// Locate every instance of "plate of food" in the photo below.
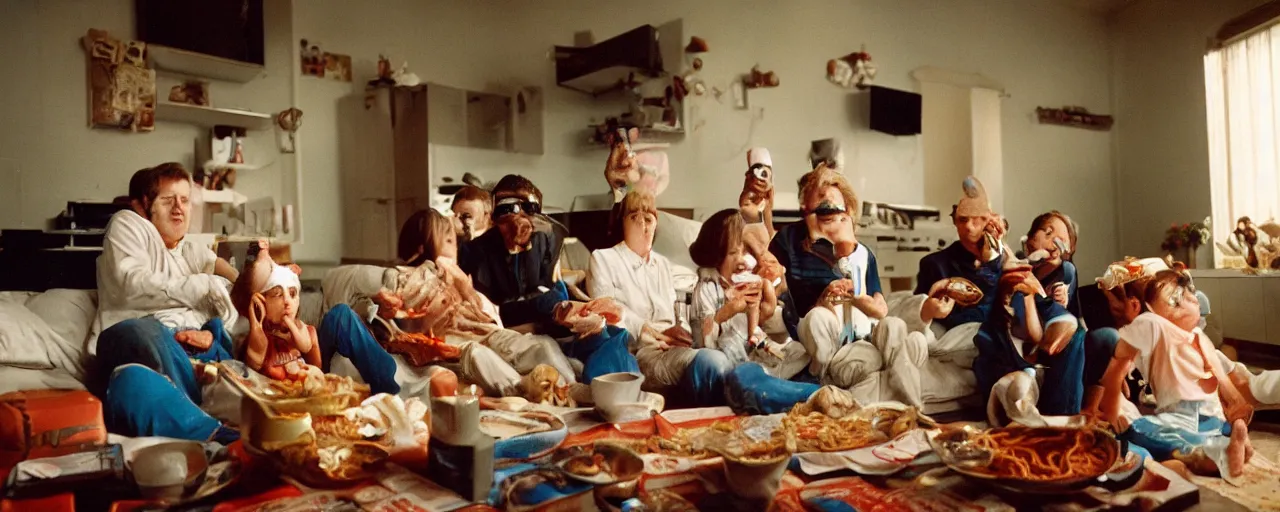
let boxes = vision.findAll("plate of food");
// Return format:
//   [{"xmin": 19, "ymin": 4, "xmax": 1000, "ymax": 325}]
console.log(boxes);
[
  {"xmin": 479, "ymin": 410, "xmax": 568, "ymax": 461},
  {"xmin": 216, "ymin": 360, "xmax": 369, "ymax": 416},
  {"xmin": 553, "ymin": 442, "xmax": 644, "ymax": 485},
  {"xmin": 929, "ymin": 425, "xmax": 1120, "ymax": 492},
  {"xmin": 784, "ymin": 401, "xmax": 936, "ymax": 453},
  {"xmin": 272, "ymin": 440, "xmax": 391, "ymax": 489}
]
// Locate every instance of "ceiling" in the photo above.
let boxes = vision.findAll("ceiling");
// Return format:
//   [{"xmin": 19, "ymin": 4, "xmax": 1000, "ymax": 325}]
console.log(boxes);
[{"xmin": 1060, "ymin": 0, "xmax": 1139, "ymax": 16}]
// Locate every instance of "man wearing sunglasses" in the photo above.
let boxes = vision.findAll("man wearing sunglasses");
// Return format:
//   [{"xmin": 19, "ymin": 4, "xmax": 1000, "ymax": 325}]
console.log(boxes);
[
  {"xmin": 460, "ymin": 175, "xmax": 639, "ymax": 383},
  {"xmin": 767, "ymin": 165, "xmax": 933, "ymax": 408}
]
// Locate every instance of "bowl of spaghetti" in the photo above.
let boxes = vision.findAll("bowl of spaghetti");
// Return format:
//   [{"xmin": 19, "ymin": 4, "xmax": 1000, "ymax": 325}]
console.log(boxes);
[{"xmin": 929, "ymin": 425, "xmax": 1120, "ymax": 491}]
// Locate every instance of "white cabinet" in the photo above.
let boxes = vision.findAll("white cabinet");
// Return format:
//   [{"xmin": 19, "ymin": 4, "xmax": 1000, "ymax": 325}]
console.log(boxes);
[
  {"xmin": 1191, "ymin": 270, "xmax": 1279, "ymax": 345},
  {"xmin": 339, "ymin": 84, "xmax": 543, "ymax": 265}
]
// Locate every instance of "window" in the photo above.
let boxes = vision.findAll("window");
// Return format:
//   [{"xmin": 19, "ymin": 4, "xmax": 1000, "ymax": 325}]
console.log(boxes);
[{"xmin": 1205, "ymin": 17, "xmax": 1280, "ymax": 267}]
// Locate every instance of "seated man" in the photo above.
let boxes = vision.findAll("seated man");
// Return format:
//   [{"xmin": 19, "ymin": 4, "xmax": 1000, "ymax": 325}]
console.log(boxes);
[
  {"xmin": 91, "ymin": 163, "xmax": 241, "ymax": 442},
  {"xmin": 769, "ymin": 166, "xmax": 923, "ymax": 404},
  {"xmin": 461, "ymin": 174, "xmax": 638, "ymax": 383},
  {"xmin": 883, "ymin": 177, "xmax": 1040, "ymax": 408}
]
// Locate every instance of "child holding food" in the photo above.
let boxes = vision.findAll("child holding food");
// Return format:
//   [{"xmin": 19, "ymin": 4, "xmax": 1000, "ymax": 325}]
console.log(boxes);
[
  {"xmin": 1094, "ymin": 269, "xmax": 1254, "ymax": 481},
  {"xmin": 975, "ymin": 211, "xmax": 1086, "ymax": 416},
  {"xmin": 690, "ymin": 209, "xmax": 807, "ymax": 378}
]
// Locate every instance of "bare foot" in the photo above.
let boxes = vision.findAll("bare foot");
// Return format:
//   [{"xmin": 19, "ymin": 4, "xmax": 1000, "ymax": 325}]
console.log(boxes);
[
  {"xmin": 1227, "ymin": 418, "xmax": 1252, "ymax": 477},
  {"xmin": 175, "ymin": 330, "xmax": 214, "ymax": 351},
  {"xmin": 1161, "ymin": 460, "xmax": 1193, "ymax": 481}
]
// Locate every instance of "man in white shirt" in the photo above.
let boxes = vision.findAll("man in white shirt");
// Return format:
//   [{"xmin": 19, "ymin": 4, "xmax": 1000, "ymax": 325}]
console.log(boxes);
[{"xmin": 91, "ymin": 163, "xmax": 240, "ymax": 443}]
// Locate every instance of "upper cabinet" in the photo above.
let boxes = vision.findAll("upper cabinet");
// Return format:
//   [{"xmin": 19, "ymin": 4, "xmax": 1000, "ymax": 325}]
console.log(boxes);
[{"xmin": 393, "ymin": 83, "xmax": 543, "ymax": 155}]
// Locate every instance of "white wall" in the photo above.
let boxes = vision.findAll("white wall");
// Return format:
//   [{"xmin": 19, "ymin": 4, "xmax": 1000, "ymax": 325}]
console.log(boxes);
[
  {"xmin": 0, "ymin": 0, "xmax": 298, "ymax": 239},
  {"xmin": 293, "ymin": 0, "xmax": 1117, "ymax": 273},
  {"xmin": 0, "ymin": 1, "xmax": 1116, "ymax": 275},
  {"xmin": 1109, "ymin": 0, "xmax": 1269, "ymax": 259}
]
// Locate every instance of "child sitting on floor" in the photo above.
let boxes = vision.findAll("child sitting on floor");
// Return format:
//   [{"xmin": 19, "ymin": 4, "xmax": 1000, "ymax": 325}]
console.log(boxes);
[
  {"xmin": 1094, "ymin": 269, "xmax": 1254, "ymax": 481},
  {"xmin": 242, "ymin": 250, "xmax": 321, "ymax": 381},
  {"xmin": 690, "ymin": 209, "xmax": 802, "ymax": 375}
]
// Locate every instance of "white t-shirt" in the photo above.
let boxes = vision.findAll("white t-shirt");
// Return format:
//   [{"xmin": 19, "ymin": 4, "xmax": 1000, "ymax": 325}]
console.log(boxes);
[
  {"xmin": 1119, "ymin": 312, "xmax": 1227, "ymax": 418},
  {"xmin": 587, "ymin": 243, "xmax": 682, "ymax": 350},
  {"xmin": 92, "ymin": 210, "xmax": 236, "ymax": 355}
]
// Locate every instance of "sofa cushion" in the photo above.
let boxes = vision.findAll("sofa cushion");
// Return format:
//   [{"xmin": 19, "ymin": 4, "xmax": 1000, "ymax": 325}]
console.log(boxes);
[
  {"xmin": 0, "ymin": 302, "xmax": 60, "ymax": 370},
  {"xmin": 24, "ymin": 290, "xmax": 97, "ymax": 354}
]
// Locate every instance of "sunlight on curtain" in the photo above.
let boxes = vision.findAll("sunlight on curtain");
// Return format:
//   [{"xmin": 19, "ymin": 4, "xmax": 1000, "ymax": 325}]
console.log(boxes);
[{"xmin": 1205, "ymin": 23, "xmax": 1280, "ymax": 267}]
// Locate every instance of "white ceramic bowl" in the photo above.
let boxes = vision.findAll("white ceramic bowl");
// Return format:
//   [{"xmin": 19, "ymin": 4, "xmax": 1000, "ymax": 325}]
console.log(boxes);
[{"xmin": 132, "ymin": 441, "xmax": 208, "ymax": 501}]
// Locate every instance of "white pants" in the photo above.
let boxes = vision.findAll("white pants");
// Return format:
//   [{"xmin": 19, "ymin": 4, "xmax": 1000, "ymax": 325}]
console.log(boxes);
[
  {"xmin": 330, "ymin": 340, "xmax": 522, "ymax": 398},
  {"xmin": 477, "ymin": 329, "xmax": 577, "ymax": 385},
  {"xmin": 636, "ymin": 344, "xmax": 699, "ymax": 392}
]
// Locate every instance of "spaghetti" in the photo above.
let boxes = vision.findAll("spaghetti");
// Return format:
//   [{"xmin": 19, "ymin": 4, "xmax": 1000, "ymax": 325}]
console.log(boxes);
[
  {"xmin": 967, "ymin": 426, "xmax": 1116, "ymax": 481},
  {"xmin": 783, "ymin": 410, "xmax": 887, "ymax": 453}
]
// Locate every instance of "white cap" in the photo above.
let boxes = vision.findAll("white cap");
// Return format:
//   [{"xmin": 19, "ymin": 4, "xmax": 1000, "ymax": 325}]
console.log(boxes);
[
  {"xmin": 747, "ymin": 148, "xmax": 772, "ymax": 168},
  {"xmin": 260, "ymin": 264, "xmax": 301, "ymax": 293}
]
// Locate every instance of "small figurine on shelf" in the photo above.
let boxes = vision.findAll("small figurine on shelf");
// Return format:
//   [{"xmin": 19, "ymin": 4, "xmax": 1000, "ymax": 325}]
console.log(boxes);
[
  {"xmin": 827, "ymin": 46, "xmax": 876, "ymax": 90},
  {"xmin": 745, "ymin": 65, "xmax": 780, "ymax": 89}
]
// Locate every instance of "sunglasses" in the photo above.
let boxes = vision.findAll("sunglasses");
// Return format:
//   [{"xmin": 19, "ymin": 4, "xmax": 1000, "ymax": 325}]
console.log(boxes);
[
  {"xmin": 492, "ymin": 198, "xmax": 541, "ymax": 218},
  {"xmin": 805, "ymin": 201, "xmax": 847, "ymax": 217}
]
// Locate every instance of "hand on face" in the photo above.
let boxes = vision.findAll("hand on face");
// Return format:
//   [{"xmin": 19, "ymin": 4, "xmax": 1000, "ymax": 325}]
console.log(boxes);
[{"xmin": 148, "ymin": 179, "xmax": 192, "ymax": 248}]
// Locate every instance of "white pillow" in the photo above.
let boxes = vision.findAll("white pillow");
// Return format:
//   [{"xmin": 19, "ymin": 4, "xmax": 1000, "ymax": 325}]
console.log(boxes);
[
  {"xmin": 24, "ymin": 289, "xmax": 97, "ymax": 352},
  {"xmin": 0, "ymin": 302, "xmax": 59, "ymax": 370},
  {"xmin": 23, "ymin": 289, "xmax": 96, "ymax": 379}
]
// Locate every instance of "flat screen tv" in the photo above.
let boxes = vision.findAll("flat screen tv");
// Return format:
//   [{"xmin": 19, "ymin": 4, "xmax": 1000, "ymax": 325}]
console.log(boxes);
[
  {"xmin": 869, "ymin": 85, "xmax": 922, "ymax": 136},
  {"xmin": 135, "ymin": 0, "xmax": 265, "ymax": 65}
]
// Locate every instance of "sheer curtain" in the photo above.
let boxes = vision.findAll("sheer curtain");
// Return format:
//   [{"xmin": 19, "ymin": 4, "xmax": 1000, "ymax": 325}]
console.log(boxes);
[{"xmin": 1205, "ymin": 23, "xmax": 1280, "ymax": 266}]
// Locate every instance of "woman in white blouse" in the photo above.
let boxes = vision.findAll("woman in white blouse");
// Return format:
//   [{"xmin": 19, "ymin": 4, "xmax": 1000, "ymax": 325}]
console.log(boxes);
[
  {"xmin": 688, "ymin": 209, "xmax": 810, "ymax": 379},
  {"xmin": 588, "ymin": 191, "xmax": 733, "ymax": 407}
]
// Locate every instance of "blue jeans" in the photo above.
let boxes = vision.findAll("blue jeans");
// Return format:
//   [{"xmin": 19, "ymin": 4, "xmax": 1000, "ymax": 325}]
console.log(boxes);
[
  {"xmin": 105, "ymin": 365, "xmax": 236, "ymax": 443},
  {"xmin": 973, "ymin": 319, "xmax": 1086, "ymax": 416},
  {"xmin": 561, "ymin": 325, "xmax": 639, "ymax": 383},
  {"xmin": 94, "ymin": 316, "xmax": 236, "ymax": 442},
  {"xmin": 669, "ymin": 349, "xmax": 734, "ymax": 409},
  {"xmin": 1121, "ymin": 402, "xmax": 1229, "ymax": 462},
  {"xmin": 318, "ymin": 304, "xmax": 401, "ymax": 395},
  {"xmin": 725, "ymin": 363, "xmax": 821, "ymax": 415}
]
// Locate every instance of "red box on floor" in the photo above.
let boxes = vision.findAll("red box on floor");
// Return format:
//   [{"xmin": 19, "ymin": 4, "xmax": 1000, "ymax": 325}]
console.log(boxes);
[{"xmin": 1, "ymin": 492, "xmax": 75, "ymax": 512}]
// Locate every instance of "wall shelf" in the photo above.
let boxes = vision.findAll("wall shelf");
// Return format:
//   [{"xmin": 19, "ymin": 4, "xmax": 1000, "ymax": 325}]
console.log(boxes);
[
  {"xmin": 155, "ymin": 102, "xmax": 272, "ymax": 130},
  {"xmin": 147, "ymin": 44, "xmax": 265, "ymax": 83}
]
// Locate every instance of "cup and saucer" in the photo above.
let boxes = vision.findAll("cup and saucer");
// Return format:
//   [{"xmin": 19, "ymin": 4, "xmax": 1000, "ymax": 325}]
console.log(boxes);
[{"xmin": 589, "ymin": 372, "xmax": 664, "ymax": 424}]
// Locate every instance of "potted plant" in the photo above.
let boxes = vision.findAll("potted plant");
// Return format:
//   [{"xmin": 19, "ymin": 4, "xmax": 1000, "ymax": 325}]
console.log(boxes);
[{"xmin": 1161, "ymin": 217, "xmax": 1212, "ymax": 268}]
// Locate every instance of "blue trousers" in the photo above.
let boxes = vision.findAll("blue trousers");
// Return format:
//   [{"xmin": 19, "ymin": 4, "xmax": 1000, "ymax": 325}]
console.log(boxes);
[
  {"xmin": 667, "ymin": 349, "xmax": 735, "ymax": 409},
  {"xmin": 725, "ymin": 363, "xmax": 822, "ymax": 415},
  {"xmin": 95, "ymin": 316, "xmax": 237, "ymax": 442},
  {"xmin": 561, "ymin": 325, "xmax": 640, "ymax": 383},
  {"xmin": 318, "ymin": 304, "xmax": 400, "ymax": 395},
  {"xmin": 973, "ymin": 320, "xmax": 1086, "ymax": 416},
  {"xmin": 1120, "ymin": 402, "xmax": 1230, "ymax": 462}
]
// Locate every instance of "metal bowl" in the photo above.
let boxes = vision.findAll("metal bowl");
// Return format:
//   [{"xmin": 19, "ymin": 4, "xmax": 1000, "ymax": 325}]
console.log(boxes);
[{"xmin": 928, "ymin": 425, "xmax": 1122, "ymax": 493}]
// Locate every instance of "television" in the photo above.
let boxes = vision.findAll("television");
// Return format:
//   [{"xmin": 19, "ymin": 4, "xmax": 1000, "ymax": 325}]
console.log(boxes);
[
  {"xmin": 869, "ymin": 85, "xmax": 922, "ymax": 136},
  {"xmin": 135, "ymin": 0, "xmax": 265, "ymax": 65}
]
